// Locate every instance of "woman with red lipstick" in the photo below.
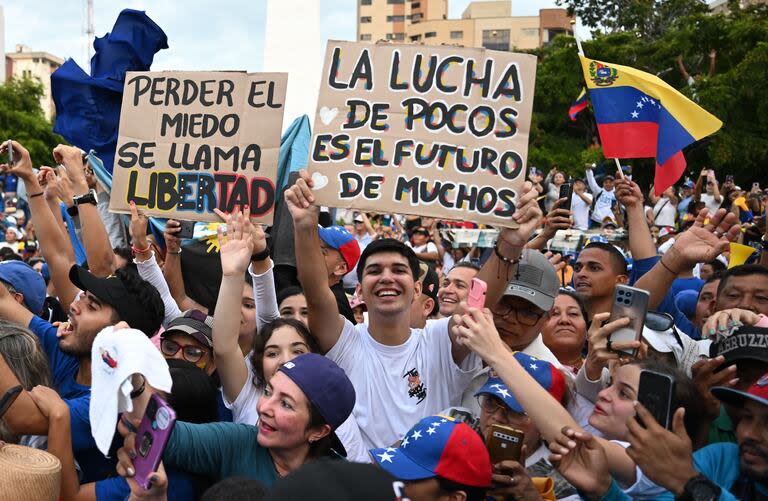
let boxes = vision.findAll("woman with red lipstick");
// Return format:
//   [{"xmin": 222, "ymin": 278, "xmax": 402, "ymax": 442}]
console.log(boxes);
[
  {"xmin": 116, "ymin": 353, "xmax": 355, "ymax": 488},
  {"xmin": 453, "ymin": 307, "xmax": 704, "ymax": 498}
]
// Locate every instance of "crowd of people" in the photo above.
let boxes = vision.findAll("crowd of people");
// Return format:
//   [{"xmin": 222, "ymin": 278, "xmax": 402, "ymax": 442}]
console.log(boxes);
[{"xmin": 0, "ymin": 137, "xmax": 767, "ymax": 501}]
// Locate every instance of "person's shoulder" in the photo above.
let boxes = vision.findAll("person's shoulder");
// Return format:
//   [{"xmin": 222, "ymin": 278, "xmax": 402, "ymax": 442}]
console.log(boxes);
[
  {"xmin": 694, "ymin": 441, "xmax": 739, "ymax": 460},
  {"xmin": 422, "ymin": 317, "xmax": 451, "ymax": 335}
]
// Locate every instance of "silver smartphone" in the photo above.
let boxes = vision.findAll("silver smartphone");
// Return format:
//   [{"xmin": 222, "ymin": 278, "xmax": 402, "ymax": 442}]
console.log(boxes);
[
  {"xmin": 608, "ymin": 284, "xmax": 649, "ymax": 357},
  {"xmin": 6, "ymin": 140, "xmax": 14, "ymax": 165}
]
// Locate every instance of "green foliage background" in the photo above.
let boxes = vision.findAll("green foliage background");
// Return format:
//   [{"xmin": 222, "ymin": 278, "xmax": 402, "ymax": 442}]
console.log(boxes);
[{"xmin": 526, "ymin": 1, "xmax": 768, "ymax": 187}]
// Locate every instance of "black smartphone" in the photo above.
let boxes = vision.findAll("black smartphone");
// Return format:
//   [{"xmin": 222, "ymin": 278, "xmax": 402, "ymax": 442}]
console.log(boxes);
[
  {"xmin": 637, "ymin": 370, "xmax": 675, "ymax": 429},
  {"xmin": 0, "ymin": 385, "xmax": 22, "ymax": 419},
  {"xmin": 559, "ymin": 183, "xmax": 573, "ymax": 210},
  {"xmin": 177, "ymin": 220, "xmax": 195, "ymax": 239}
]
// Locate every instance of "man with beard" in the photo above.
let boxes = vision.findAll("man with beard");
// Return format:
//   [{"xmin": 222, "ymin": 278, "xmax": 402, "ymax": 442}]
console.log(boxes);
[{"xmin": 0, "ymin": 265, "xmax": 163, "ymax": 482}]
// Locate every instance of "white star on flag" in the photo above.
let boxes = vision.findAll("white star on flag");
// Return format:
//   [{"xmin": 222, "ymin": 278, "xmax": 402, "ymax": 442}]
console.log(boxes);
[
  {"xmin": 385, "ymin": 447, "xmax": 397, "ymax": 452},
  {"xmin": 529, "ymin": 364, "xmax": 538, "ymax": 370},
  {"xmin": 636, "ymin": 101, "xmax": 644, "ymax": 108},
  {"xmin": 411, "ymin": 430, "xmax": 423, "ymax": 440},
  {"xmin": 431, "ymin": 421, "xmax": 442, "ymax": 427},
  {"xmin": 649, "ymin": 98, "xmax": 656, "ymax": 106},
  {"xmin": 427, "ymin": 427, "xmax": 437, "ymax": 435},
  {"xmin": 490, "ymin": 384, "xmax": 503, "ymax": 390},
  {"xmin": 378, "ymin": 451, "xmax": 394, "ymax": 463},
  {"xmin": 401, "ymin": 436, "xmax": 410, "ymax": 447},
  {"xmin": 496, "ymin": 388, "xmax": 511, "ymax": 398},
  {"xmin": 440, "ymin": 419, "xmax": 447, "ymax": 423},
  {"xmin": 631, "ymin": 111, "xmax": 639, "ymax": 119}
]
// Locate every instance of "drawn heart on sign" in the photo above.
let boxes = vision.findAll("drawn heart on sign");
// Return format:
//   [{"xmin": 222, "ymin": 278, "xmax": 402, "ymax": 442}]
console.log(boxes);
[
  {"xmin": 311, "ymin": 172, "xmax": 329, "ymax": 190},
  {"xmin": 319, "ymin": 106, "xmax": 339, "ymax": 125}
]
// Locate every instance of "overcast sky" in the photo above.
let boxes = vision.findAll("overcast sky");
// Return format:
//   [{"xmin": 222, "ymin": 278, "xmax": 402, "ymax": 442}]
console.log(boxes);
[{"xmin": 3, "ymin": 0, "xmax": 574, "ymax": 72}]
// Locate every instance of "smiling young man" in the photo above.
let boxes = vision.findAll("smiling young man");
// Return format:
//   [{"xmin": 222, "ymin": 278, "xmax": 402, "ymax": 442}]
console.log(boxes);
[
  {"xmin": 0, "ymin": 265, "xmax": 164, "ymax": 482},
  {"xmin": 437, "ymin": 262, "xmax": 480, "ymax": 318},
  {"xmin": 286, "ymin": 169, "xmax": 543, "ymax": 449},
  {"xmin": 573, "ymin": 242, "xmax": 629, "ymax": 319}
]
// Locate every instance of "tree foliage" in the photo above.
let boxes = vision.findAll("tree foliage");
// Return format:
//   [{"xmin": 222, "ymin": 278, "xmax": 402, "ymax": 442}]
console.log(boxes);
[
  {"xmin": 526, "ymin": 3, "xmax": 768, "ymax": 185},
  {"xmin": 0, "ymin": 77, "xmax": 64, "ymax": 165}
]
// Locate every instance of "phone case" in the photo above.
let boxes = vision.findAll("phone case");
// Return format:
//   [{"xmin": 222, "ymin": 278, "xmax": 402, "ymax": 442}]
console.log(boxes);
[
  {"xmin": 467, "ymin": 278, "xmax": 487, "ymax": 308},
  {"xmin": 485, "ymin": 424, "xmax": 524, "ymax": 464},
  {"xmin": 133, "ymin": 395, "xmax": 176, "ymax": 490},
  {"xmin": 637, "ymin": 370, "xmax": 675, "ymax": 429},
  {"xmin": 559, "ymin": 183, "xmax": 573, "ymax": 209},
  {"xmin": 608, "ymin": 285, "xmax": 650, "ymax": 357},
  {"xmin": 177, "ymin": 221, "xmax": 195, "ymax": 239}
]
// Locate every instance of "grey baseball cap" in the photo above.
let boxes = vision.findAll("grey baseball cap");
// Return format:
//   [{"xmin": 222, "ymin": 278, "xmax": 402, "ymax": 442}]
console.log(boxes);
[{"xmin": 502, "ymin": 249, "xmax": 559, "ymax": 311}]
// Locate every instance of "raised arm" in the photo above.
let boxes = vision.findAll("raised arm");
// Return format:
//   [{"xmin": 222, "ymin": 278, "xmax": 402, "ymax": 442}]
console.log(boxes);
[
  {"xmin": 53, "ymin": 145, "xmax": 114, "ymax": 277},
  {"xmin": 162, "ymin": 220, "xmax": 208, "ymax": 313},
  {"xmin": 693, "ymin": 169, "xmax": 705, "ymax": 202},
  {"xmin": 676, "ymin": 54, "xmax": 691, "ymax": 82},
  {"xmin": 585, "ymin": 166, "xmax": 600, "ymax": 195},
  {"xmin": 635, "ymin": 209, "xmax": 740, "ymax": 310},
  {"xmin": 453, "ymin": 308, "xmax": 638, "ymax": 487},
  {"xmin": 38, "ymin": 166, "xmax": 75, "ymax": 263},
  {"xmin": 1, "ymin": 142, "xmax": 81, "ymax": 310},
  {"xmin": 286, "ymin": 170, "xmax": 345, "ymax": 353},
  {"xmin": 525, "ymin": 198, "xmax": 571, "ymax": 251},
  {"xmin": 249, "ymin": 224, "xmax": 279, "ymax": 331},
  {"xmin": 28, "ymin": 386, "xmax": 96, "ymax": 501},
  {"xmin": 130, "ymin": 203, "xmax": 183, "ymax": 326},
  {"xmin": 709, "ymin": 171, "xmax": 722, "ymax": 203},
  {"xmin": 212, "ymin": 209, "xmax": 254, "ymax": 403},
  {"xmin": 615, "ymin": 178, "xmax": 657, "ymax": 260}
]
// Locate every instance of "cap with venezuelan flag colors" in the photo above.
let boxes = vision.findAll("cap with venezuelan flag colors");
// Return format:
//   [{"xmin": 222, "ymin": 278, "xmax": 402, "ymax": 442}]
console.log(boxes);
[{"xmin": 370, "ymin": 415, "xmax": 492, "ymax": 488}]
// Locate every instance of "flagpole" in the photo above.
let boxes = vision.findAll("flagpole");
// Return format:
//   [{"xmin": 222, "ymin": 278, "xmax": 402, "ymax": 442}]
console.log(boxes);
[{"xmin": 573, "ymin": 19, "xmax": 625, "ymax": 179}]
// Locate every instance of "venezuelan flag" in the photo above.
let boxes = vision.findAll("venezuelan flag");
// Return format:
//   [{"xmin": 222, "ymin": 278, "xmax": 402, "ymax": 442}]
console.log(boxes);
[
  {"xmin": 569, "ymin": 88, "xmax": 588, "ymax": 121},
  {"xmin": 579, "ymin": 56, "xmax": 722, "ymax": 195}
]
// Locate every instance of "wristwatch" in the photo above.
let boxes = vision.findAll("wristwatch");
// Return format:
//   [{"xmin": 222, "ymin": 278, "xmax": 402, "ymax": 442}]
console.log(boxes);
[
  {"xmin": 761, "ymin": 234, "xmax": 768, "ymax": 249},
  {"xmin": 677, "ymin": 474, "xmax": 721, "ymax": 501},
  {"xmin": 72, "ymin": 189, "xmax": 98, "ymax": 207}
]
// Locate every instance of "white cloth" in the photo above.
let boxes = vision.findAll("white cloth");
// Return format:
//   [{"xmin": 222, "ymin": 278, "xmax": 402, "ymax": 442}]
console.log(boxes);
[
  {"xmin": 222, "ymin": 353, "xmax": 370, "ymax": 463},
  {"xmin": 651, "ymin": 197, "xmax": 677, "ymax": 227},
  {"xmin": 90, "ymin": 326, "xmax": 172, "ymax": 455},
  {"xmin": 571, "ymin": 191, "xmax": 592, "ymax": 230},
  {"xmin": 134, "ymin": 252, "xmax": 183, "ymax": 326},
  {"xmin": 406, "ymin": 241, "xmax": 438, "ymax": 256},
  {"xmin": 326, "ymin": 317, "xmax": 481, "ymax": 449},
  {"xmin": 700, "ymin": 193, "xmax": 722, "ymax": 214}
]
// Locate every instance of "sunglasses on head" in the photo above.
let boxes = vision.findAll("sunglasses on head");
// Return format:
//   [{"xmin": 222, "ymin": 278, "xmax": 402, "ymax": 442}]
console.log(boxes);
[{"xmin": 645, "ymin": 311, "xmax": 674, "ymax": 332}]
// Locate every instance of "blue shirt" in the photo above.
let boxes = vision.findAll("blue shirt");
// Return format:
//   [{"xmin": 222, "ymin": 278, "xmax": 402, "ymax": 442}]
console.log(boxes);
[
  {"xmin": 670, "ymin": 276, "xmax": 705, "ymax": 300},
  {"xmin": 28, "ymin": 316, "xmax": 115, "ymax": 483},
  {"xmin": 95, "ymin": 467, "xmax": 195, "ymax": 501},
  {"xmin": 598, "ymin": 442, "xmax": 767, "ymax": 501}
]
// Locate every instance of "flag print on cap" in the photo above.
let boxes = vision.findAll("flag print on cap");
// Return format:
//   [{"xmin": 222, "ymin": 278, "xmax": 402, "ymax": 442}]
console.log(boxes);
[
  {"xmin": 370, "ymin": 415, "xmax": 492, "ymax": 488},
  {"xmin": 318, "ymin": 225, "xmax": 361, "ymax": 272}
]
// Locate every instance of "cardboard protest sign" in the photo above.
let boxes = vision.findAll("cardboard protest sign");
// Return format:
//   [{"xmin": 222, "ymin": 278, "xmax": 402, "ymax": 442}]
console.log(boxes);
[
  {"xmin": 110, "ymin": 71, "xmax": 287, "ymax": 223},
  {"xmin": 308, "ymin": 41, "xmax": 537, "ymax": 228}
]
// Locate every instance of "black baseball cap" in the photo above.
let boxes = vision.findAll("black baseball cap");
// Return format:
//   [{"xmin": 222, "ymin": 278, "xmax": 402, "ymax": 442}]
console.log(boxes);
[
  {"xmin": 418, "ymin": 262, "xmax": 440, "ymax": 316},
  {"xmin": 710, "ymin": 326, "xmax": 768, "ymax": 365},
  {"xmin": 264, "ymin": 460, "xmax": 398, "ymax": 501},
  {"xmin": 69, "ymin": 265, "xmax": 160, "ymax": 336}
]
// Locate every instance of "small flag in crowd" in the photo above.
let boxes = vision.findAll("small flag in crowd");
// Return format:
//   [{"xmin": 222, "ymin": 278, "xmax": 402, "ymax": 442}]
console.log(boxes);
[
  {"xmin": 568, "ymin": 87, "xmax": 588, "ymax": 121},
  {"xmin": 579, "ymin": 56, "xmax": 722, "ymax": 195}
]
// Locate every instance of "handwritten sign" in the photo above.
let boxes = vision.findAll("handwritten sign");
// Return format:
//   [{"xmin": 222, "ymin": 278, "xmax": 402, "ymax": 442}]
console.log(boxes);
[
  {"xmin": 308, "ymin": 41, "xmax": 537, "ymax": 227},
  {"xmin": 110, "ymin": 71, "xmax": 287, "ymax": 223}
]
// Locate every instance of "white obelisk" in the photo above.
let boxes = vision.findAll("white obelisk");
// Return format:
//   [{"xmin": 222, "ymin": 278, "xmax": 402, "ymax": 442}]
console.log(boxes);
[{"xmin": 263, "ymin": 0, "xmax": 322, "ymax": 129}]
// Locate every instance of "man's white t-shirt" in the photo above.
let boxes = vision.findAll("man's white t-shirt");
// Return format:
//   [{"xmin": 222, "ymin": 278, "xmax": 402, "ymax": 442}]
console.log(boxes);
[
  {"xmin": 222, "ymin": 354, "xmax": 370, "ymax": 463},
  {"xmin": 326, "ymin": 317, "xmax": 482, "ymax": 449},
  {"xmin": 590, "ymin": 189, "xmax": 617, "ymax": 224},
  {"xmin": 651, "ymin": 197, "xmax": 677, "ymax": 227},
  {"xmin": 700, "ymin": 193, "xmax": 722, "ymax": 215},
  {"xmin": 571, "ymin": 192, "xmax": 592, "ymax": 230}
]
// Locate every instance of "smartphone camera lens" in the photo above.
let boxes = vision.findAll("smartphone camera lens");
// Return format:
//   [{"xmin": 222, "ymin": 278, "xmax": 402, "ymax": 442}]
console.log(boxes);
[
  {"xmin": 618, "ymin": 290, "xmax": 625, "ymax": 296},
  {"xmin": 139, "ymin": 433, "xmax": 152, "ymax": 457}
]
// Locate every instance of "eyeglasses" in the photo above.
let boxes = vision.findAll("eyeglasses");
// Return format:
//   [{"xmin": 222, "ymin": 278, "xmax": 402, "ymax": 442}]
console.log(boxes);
[
  {"xmin": 491, "ymin": 300, "xmax": 545, "ymax": 326},
  {"xmin": 161, "ymin": 338, "xmax": 209, "ymax": 365},
  {"xmin": 476, "ymin": 394, "xmax": 528, "ymax": 422}
]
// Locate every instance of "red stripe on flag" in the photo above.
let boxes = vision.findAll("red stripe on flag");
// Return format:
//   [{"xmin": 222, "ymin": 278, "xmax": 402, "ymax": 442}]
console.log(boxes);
[
  {"xmin": 654, "ymin": 151, "xmax": 687, "ymax": 196},
  {"xmin": 596, "ymin": 122, "xmax": 659, "ymax": 158}
]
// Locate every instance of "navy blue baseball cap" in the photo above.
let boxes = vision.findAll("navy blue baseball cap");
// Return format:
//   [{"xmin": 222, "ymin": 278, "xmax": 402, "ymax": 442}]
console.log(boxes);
[
  {"xmin": 278, "ymin": 353, "xmax": 355, "ymax": 456},
  {"xmin": 0, "ymin": 260, "xmax": 46, "ymax": 315}
]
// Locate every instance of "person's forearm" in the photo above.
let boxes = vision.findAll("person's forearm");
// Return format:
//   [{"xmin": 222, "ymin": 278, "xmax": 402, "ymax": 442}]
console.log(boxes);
[
  {"xmin": 135, "ymin": 252, "xmax": 183, "ymax": 326},
  {"xmin": 525, "ymin": 231, "xmax": 552, "ymax": 251},
  {"xmin": 250, "ymin": 259, "xmax": 280, "ymax": 332},
  {"xmin": 634, "ymin": 253, "xmax": 685, "ymax": 310},
  {"xmin": 45, "ymin": 198, "xmax": 74, "ymax": 261},
  {"xmin": 476, "ymin": 240, "xmax": 522, "ymax": 308},
  {"xmin": 694, "ymin": 176, "xmax": 704, "ymax": 200},
  {"xmin": 713, "ymin": 183, "xmax": 721, "ymax": 201},
  {"xmin": 626, "ymin": 204, "xmax": 656, "ymax": 259},
  {"xmin": 46, "ymin": 412, "xmax": 84, "ymax": 501},
  {"xmin": 162, "ymin": 253, "xmax": 193, "ymax": 309},
  {"xmin": 213, "ymin": 274, "xmax": 250, "ymax": 402},
  {"xmin": 76, "ymin": 203, "xmax": 115, "ymax": 277},
  {"xmin": 577, "ymin": 192, "xmax": 592, "ymax": 204},
  {"xmin": 415, "ymin": 251, "xmax": 439, "ymax": 261},
  {"xmin": 586, "ymin": 169, "xmax": 600, "ymax": 194}
]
